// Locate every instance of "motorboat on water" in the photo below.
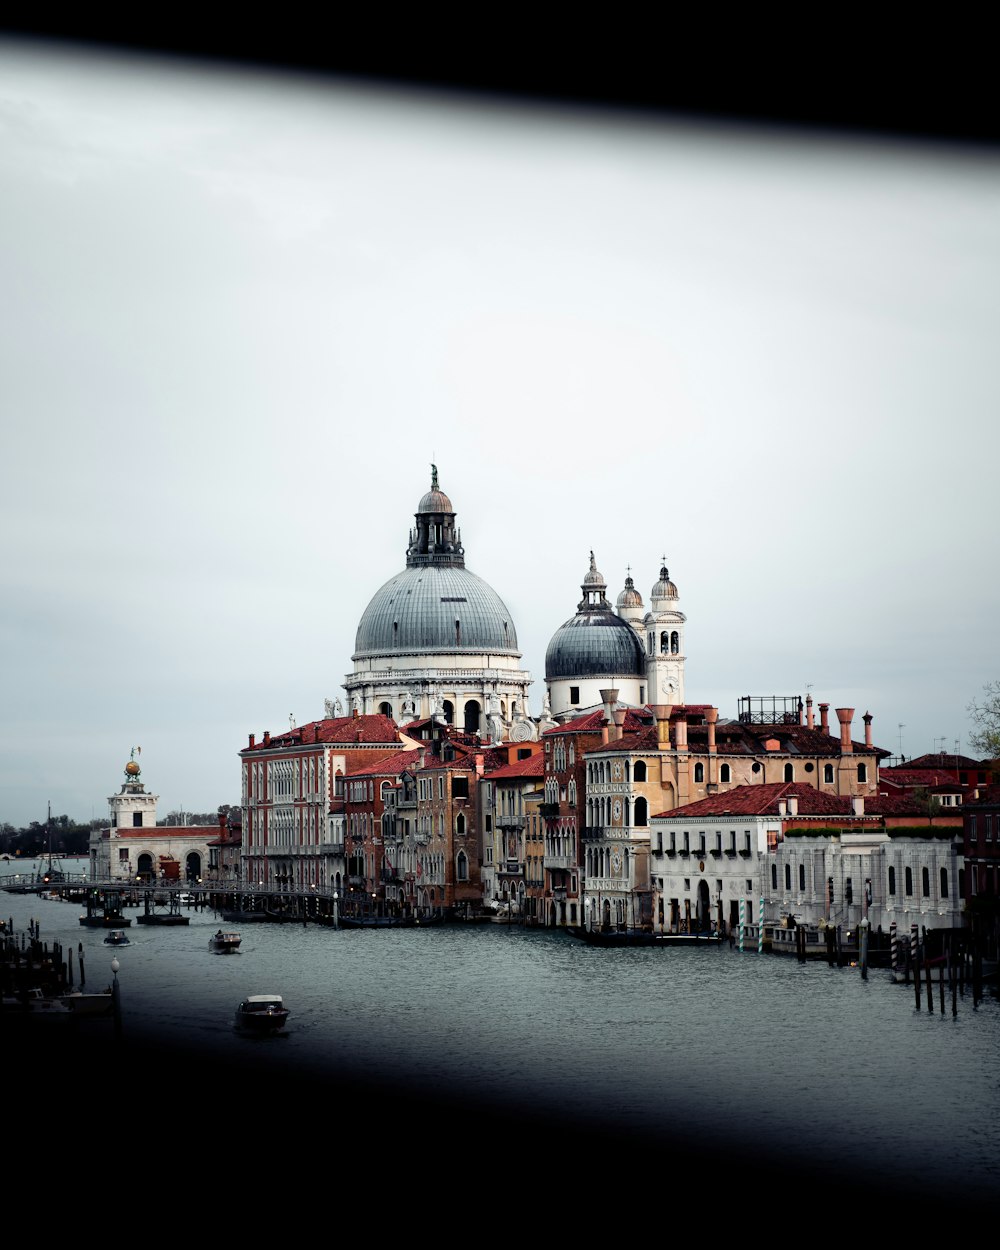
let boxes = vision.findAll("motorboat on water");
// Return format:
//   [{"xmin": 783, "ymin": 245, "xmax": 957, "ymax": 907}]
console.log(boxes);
[
  {"xmin": 234, "ymin": 994, "xmax": 289, "ymax": 1034},
  {"xmin": 210, "ymin": 930, "xmax": 242, "ymax": 953},
  {"xmin": 61, "ymin": 989, "xmax": 114, "ymax": 1016},
  {"xmin": 103, "ymin": 929, "xmax": 130, "ymax": 946}
]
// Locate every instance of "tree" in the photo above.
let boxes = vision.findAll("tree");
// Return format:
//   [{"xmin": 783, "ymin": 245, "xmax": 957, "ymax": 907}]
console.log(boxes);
[{"xmin": 968, "ymin": 680, "xmax": 1000, "ymax": 759}]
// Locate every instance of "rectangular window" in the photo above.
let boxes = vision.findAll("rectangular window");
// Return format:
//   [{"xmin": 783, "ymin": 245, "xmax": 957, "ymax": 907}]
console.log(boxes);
[
  {"xmin": 683, "ymin": 831, "xmax": 690, "ymax": 853},
  {"xmin": 670, "ymin": 831, "xmax": 676, "ymax": 851},
  {"xmin": 987, "ymin": 815, "xmax": 993, "ymax": 842},
  {"xmin": 570, "ymin": 687, "xmax": 580, "ymax": 704},
  {"xmin": 132, "ymin": 812, "xmax": 143, "ymax": 827}
]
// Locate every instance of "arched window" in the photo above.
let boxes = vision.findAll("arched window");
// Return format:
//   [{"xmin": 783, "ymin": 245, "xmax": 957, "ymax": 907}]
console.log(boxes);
[
  {"xmin": 857, "ymin": 763, "xmax": 868, "ymax": 783},
  {"xmin": 905, "ymin": 866, "xmax": 913, "ymax": 896},
  {"xmin": 771, "ymin": 863, "xmax": 778, "ymax": 889},
  {"xmin": 888, "ymin": 866, "xmax": 896, "ymax": 895},
  {"xmin": 634, "ymin": 761, "xmax": 647, "ymax": 782},
  {"xmin": 456, "ymin": 851, "xmax": 468, "ymax": 882},
  {"xmin": 799, "ymin": 863, "xmax": 805, "ymax": 890},
  {"xmin": 720, "ymin": 764, "xmax": 731, "ymax": 783},
  {"xmin": 464, "ymin": 700, "xmax": 481, "ymax": 733},
  {"xmin": 940, "ymin": 868, "xmax": 949, "ymax": 898},
  {"xmin": 694, "ymin": 762, "xmax": 704, "ymax": 783},
  {"xmin": 442, "ymin": 700, "xmax": 454, "ymax": 724},
  {"xmin": 456, "ymin": 813, "xmax": 466, "ymax": 836},
  {"xmin": 378, "ymin": 702, "xmax": 392, "ymax": 718},
  {"xmin": 922, "ymin": 866, "xmax": 930, "ymax": 897},
  {"xmin": 784, "ymin": 763, "xmax": 794, "ymax": 783},
  {"xmin": 671, "ymin": 631, "xmax": 679, "ymax": 654},
  {"xmin": 660, "ymin": 631, "xmax": 669, "ymax": 654},
  {"xmin": 824, "ymin": 764, "xmax": 834, "ymax": 784},
  {"xmin": 634, "ymin": 797, "xmax": 648, "ymax": 827},
  {"xmin": 784, "ymin": 863, "xmax": 791, "ymax": 890}
]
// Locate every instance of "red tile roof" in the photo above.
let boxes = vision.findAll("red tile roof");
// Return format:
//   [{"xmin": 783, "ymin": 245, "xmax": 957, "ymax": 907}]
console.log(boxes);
[
  {"xmin": 652, "ymin": 782, "xmax": 853, "ymax": 820},
  {"xmin": 244, "ymin": 715, "xmax": 403, "ymax": 750},
  {"xmin": 900, "ymin": 753, "xmax": 983, "ymax": 770},
  {"xmin": 344, "ymin": 748, "xmax": 423, "ymax": 778},
  {"xmin": 487, "ymin": 754, "xmax": 545, "ymax": 780}
]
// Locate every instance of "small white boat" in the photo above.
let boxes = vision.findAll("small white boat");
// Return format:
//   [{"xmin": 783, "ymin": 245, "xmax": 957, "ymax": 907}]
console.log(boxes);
[
  {"xmin": 210, "ymin": 930, "xmax": 242, "ymax": 953},
  {"xmin": 234, "ymin": 994, "xmax": 289, "ymax": 1034},
  {"xmin": 103, "ymin": 929, "xmax": 130, "ymax": 947},
  {"xmin": 61, "ymin": 989, "xmax": 114, "ymax": 1016}
]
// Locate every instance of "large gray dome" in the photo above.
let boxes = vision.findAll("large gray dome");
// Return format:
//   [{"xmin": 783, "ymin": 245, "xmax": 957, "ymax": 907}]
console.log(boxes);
[
  {"xmin": 545, "ymin": 613, "xmax": 645, "ymax": 680},
  {"xmin": 354, "ymin": 565, "xmax": 520, "ymax": 657}
]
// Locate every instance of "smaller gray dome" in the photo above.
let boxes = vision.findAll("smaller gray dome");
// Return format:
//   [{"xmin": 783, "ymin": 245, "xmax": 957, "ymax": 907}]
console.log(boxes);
[{"xmin": 546, "ymin": 613, "xmax": 645, "ymax": 680}]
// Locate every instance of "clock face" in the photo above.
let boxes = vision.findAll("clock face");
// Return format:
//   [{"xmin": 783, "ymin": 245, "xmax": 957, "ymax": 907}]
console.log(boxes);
[
  {"xmin": 661, "ymin": 677, "xmax": 676, "ymax": 696},
  {"xmin": 612, "ymin": 762, "xmax": 622, "ymax": 781},
  {"xmin": 613, "ymin": 799, "xmax": 622, "ymax": 822},
  {"xmin": 611, "ymin": 849, "xmax": 623, "ymax": 873}
]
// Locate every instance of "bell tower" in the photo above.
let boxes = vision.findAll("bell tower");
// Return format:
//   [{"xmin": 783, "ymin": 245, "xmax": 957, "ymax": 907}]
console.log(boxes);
[{"xmin": 644, "ymin": 560, "xmax": 686, "ymax": 705}]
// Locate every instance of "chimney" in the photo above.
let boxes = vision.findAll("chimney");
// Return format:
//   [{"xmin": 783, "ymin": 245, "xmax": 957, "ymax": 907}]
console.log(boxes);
[
  {"xmin": 863, "ymin": 711, "xmax": 873, "ymax": 748},
  {"xmin": 600, "ymin": 688, "xmax": 619, "ymax": 723},
  {"xmin": 674, "ymin": 717, "xmax": 688, "ymax": 750},
  {"xmin": 418, "ymin": 748, "xmax": 426, "ymax": 769},
  {"xmin": 248, "ymin": 733, "xmax": 255, "ymax": 749},
  {"xmin": 777, "ymin": 798, "xmax": 787, "ymax": 817},
  {"xmin": 263, "ymin": 730, "xmax": 270, "ymax": 746},
  {"xmin": 706, "ymin": 707, "xmax": 718, "ymax": 754},
  {"xmin": 475, "ymin": 753, "xmax": 485, "ymax": 777},
  {"xmin": 852, "ymin": 794, "xmax": 865, "ymax": 816},
  {"xmin": 612, "ymin": 709, "xmax": 626, "ymax": 742},
  {"xmin": 836, "ymin": 708, "xmax": 855, "ymax": 754},
  {"xmin": 352, "ymin": 706, "xmax": 360, "ymax": 719},
  {"xmin": 787, "ymin": 794, "xmax": 799, "ymax": 816},
  {"xmin": 806, "ymin": 694, "xmax": 814, "ymax": 730},
  {"xmin": 218, "ymin": 812, "xmax": 227, "ymax": 830},
  {"xmin": 653, "ymin": 705, "xmax": 673, "ymax": 749},
  {"xmin": 819, "ymin": 703, "xmax": 829, "ymax": 733}
]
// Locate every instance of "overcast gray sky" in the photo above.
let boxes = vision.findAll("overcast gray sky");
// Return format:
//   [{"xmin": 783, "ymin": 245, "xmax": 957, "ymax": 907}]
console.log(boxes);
[{"xmin": 2, "ymin": 39, "xmax": 998, "ymax": 826}]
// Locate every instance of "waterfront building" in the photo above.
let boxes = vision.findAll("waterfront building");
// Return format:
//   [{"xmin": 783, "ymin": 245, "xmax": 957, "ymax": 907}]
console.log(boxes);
[
  {"xmin": 206, "ymin": 812, "xmax": 242, "ymax": 886},
  {"xmin": 89, "ymin": 753, "xmax": 218, "ymax": 883},
  {"xmin": 239, "ymin": 713, "xmax": 407, "ymax": 892},
  {"xmin": 341, "ymin": 745, "xmax": 422, "ymax": 913},
  {"xmin": 343, "ymin": 466, "xmax": 533, "ymax": 738},
  {"xmin": 480, "ymin": 750, "xmax": 544, "ymax": 913},
  {"xmin": 580, "ymin": 694, "xmax": 886, "ymax": 930},
  {"xmin": 963, "ymin": 782, "xmax": 1000, "ymax": 905},
  {"xmin": 648, "ymin": 782, "xmax": 965, "ymax": 936},
  {"xmin": 541, "ymin": 697, "xmax": 650, "ymax": 927}
]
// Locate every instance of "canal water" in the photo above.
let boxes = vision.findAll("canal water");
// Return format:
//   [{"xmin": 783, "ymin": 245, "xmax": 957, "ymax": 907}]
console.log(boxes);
[{"xmin": 4, "ymin": 864, "xmax": 998, "ymax": 1213}]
